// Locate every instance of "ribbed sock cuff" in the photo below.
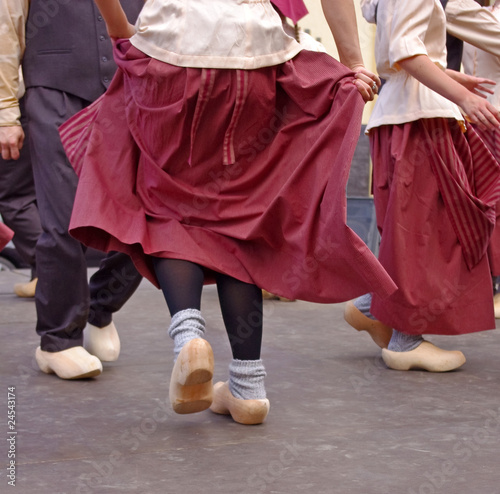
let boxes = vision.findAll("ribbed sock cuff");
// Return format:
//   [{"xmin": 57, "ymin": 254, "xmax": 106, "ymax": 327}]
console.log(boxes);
[
  {"xmin": 353, "ymin": 293, "xmax": 376, "ymax": 320},
  {"xmin": 229, "ymin": 359, "xmax": 267, "ymax": 400},
  {"xmin": 388, "ymin": 329, "xmax": 423, "ymax": 352},
  {"xmin": 168, "ymin": 308, "xmax": 205, "ymax": 359}
]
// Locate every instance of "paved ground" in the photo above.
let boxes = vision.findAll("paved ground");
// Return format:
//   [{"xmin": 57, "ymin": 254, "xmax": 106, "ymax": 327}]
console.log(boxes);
[{"xmin": 1, "ymin": 268, "xmax": 500, "ymax": 494}]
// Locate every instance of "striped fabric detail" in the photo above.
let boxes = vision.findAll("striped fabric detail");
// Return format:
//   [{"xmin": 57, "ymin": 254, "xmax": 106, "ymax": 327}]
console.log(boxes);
[
  {"xmin": 188, "ymin": 68, "xmax": 248, "ymax": 166},
  {"xmin": 223, "ymin": 69, "xmax": 249, "ymax": 165},
  {"xmin": 425, "ymin": 119, "xmax": 500, "ymax": 270},
  {"xmin": 59, "ymin": 97, "xmax": 103, "ymax": 176},
  {"xmin": 473, "ymin": 126, "xmax": 500, "ymax": 163},
  {"xmin": 189, "ymin": 68, "xmax": 215, "ymax": 166}
]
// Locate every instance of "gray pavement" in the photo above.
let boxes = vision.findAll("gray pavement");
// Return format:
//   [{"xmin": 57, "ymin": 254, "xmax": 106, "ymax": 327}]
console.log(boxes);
[{"xmin": 1, "ymin": 268, "xmax": 500, "ymax": 494}]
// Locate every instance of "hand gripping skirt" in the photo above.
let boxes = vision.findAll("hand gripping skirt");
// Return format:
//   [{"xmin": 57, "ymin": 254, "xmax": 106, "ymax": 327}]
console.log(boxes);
[{"xmin": 60, "ymin": 40, "xmax": 397, "ymax": 303}]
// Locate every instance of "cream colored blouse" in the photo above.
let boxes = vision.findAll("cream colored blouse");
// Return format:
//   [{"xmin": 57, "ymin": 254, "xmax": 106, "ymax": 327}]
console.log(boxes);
[
  {"xmin": 130, "ymin": 0, "xmax": 303, "ymax": 70},
  {"xmin": 366, "ymin": 0, "xmax": 463, "ymax": 131},
  {"xmin": 462, "ymin": 6, "xmax": 500, "ymax": 110}
]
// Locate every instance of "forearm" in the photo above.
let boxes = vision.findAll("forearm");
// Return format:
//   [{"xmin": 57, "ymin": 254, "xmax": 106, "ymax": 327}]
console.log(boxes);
[
  {"xmin": 0, "ymin": 0, "xmax": 28, "ymax": 127},
  {"xmin": 321, "ymin": 0, "xmax": 364, "ymax": 69},
  {"xmin": 93, "ymin": 0, "xmax": 135, "ymax": 38},
  {"xmin": 399, "ymin": 54, "xmax": 500, "ymax": 129},
  {"xmin": 399, "ymin": 55, "xmax": 469, "ymax": 107}
]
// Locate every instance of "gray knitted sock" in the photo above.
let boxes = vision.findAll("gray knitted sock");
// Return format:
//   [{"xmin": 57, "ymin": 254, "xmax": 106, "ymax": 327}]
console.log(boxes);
[
  {"xmin": 353, "ymin": 293, "xmax": 376, "ymax": 320},
  {"xmin": 168, "ymin": 308, "xmax": 206, "ymax": 359},
  {"xmin": 387, "ymin": 329, "xmax": 423, "ymax": 352},
  {"xmin": 229, "ymin": 359, "xmax": 267, "ymax": 400}
]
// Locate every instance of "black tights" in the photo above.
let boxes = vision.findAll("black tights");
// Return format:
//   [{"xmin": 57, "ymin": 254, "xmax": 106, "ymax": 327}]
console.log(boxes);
[{"xmin": 153, "ymin": 258, "xmax": 263, "ymax": 360}]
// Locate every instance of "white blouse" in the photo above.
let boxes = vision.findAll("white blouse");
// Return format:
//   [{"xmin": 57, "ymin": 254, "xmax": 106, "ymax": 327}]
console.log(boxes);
[
  {"xmin": 462, "ymin": 7, "xmax": 500, "ymax": 111},
  {"xmin": 130, "ymin": 0, "xmax": 303, "ymax": 70},
  {"xmin": 366, "ymin": 0, "xmax": 463, "ymax": 131}
]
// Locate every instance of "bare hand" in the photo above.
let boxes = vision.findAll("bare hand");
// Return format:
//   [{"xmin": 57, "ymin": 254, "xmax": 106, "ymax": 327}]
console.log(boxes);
[
  {"xmin": 351, "ymin": 66, "xmax": 381, "ymax": 102},
  {"xmin": 460, "ymin": 93, "xmax": 500, "ymax": 131},
  {"xmin": 446, "ymin": 70, "xmax": 495, "ymax": 99},
  {"xmin": 0, "ymin": 126, "xmax": 24, "ymax": 161}
]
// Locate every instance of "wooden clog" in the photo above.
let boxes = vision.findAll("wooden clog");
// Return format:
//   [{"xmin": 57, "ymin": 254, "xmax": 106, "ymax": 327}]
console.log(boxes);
[
  {"xmin": 14, "ymin": 278, "xmax": 37, "ymax": 298},
  {"xmin": 84, "ymin": 321, "xmax": 120, "ymax": 362},
  {"xmin": 210, "ymin": 381, "xmax": 270, "ymax": 425},
  {"xmin": 494, "ymin": 292, "xmax": 500, "ymax": 319},
  {"xmin": 344, "ymin": 300, "xmax": 392, "ymax": 348},
  {"xmin": 169, "ymin": 338, "xmax": 214, "ymax": 414},
  {"xmin": 35, "ymin": 346, "xmax": 102, "ymax": 379},
  {"xmin": 381, "ymin": 341, "xmax": 466, "ymax": 372}
]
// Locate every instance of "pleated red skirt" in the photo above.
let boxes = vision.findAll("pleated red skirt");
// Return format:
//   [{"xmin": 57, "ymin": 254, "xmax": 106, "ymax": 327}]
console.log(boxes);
[
  {"xmin": 370, "ymin": 119, "xmax": 500, "ymax": 335},
  {"xmin": 60, "ymin": 40, "xmax": 397, "ymax": 303}
]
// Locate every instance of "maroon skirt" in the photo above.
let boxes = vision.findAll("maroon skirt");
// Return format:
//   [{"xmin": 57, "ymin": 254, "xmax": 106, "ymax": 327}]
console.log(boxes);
[
  {"xmin": 370, "ymin": 119, "xmax": 500, "ymax": 335},
  {"xmin": 60, "ymin": 40, "xmax": 397, "ymax": 303}
]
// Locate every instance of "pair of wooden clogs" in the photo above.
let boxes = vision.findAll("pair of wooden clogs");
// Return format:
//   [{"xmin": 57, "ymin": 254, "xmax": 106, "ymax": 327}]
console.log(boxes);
[{"xmin": 170, "ymin": 338, "xmax": 269, "ymax": 425}]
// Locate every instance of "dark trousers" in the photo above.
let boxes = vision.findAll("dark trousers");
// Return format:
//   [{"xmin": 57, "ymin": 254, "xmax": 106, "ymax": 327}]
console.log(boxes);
[
  {"xmin": 25, "ymin": 87, "xmax": 142, "ymax": 352},
  {"xmin": 0, "ymin": 100, "xmax": 42, "ymax": 278}
]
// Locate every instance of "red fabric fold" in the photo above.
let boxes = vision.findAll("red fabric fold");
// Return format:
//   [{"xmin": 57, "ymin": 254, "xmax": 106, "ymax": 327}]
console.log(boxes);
[
  {"xmin": 370, "ymin": 119, "xmax": 498, "ymax": 335},
  {"xmin": 471, "ymin": 124, "xmax": 500, "ymax": 276},
  {"xmin": 60, "ymin": 40, "xmax": 397, "ymax": 303},
  {"xmin": 424, "ymin": 119, "xmax": 500, "ymax": 271},
  {"xmin": 0, "ymin": 222, "xmax": 14, "ymax": 251}
]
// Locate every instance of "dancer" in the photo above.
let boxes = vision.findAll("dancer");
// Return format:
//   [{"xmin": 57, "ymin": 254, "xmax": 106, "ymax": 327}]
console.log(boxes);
[
  {"xmin": 60, "ymin": 0, "xmax": 397, "ymax": 424},
  {"xmin": 0, "ymin": 0, "xmax": 144, "ymax": 380},
  {"xmin": 361, "ymin": 0, "xmax": 500, "ymax": 67},
  {"xmin": 352, "ymin": 0, "xmax": 500, "ymax": 338},
  {"xmin": 346, "ymin": 0, "xmax": 500, "ymax": 372}
]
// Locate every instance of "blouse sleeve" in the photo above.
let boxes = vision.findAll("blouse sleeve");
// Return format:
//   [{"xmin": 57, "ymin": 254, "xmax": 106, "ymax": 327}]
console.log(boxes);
[
  {"xmin": 446, "ymin": 0, "xmax": 500, "ymax": 57},
  {"xmin": 388, "ymin": 0, "xmax": 436, "ymax": 67},
  {"xmin": 0, "ymin": 0, "xmax": 28, "ymax": 127}
]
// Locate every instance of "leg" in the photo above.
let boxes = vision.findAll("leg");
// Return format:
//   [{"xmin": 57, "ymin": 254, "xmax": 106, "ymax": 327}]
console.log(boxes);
[
  {"xmin": 153, "ymin": 258, "xmax": 213, "ymax": 414},
  {"xmin": 344, "ymin": 293, "xmax": 392, "ymax": 348},
  {"xmin": 25, "ymin": 87, "xmax": 101, "ymax": 378},
  {"xmin": 88, "ymin": 251, "xmax": 143, "ymax": 327},
  {"xmin": 211, "ymin": 273, "xmax": 269, "ymax": 425},
  {"xmin": 84, "ymin": 251, "xmax": 143, "ymax": 361},
  {"xmin": 153, "ymin": 258, "xmax": 206, "ymax": 357},
  {"xmin": 0, "ymin": 99, "xmax": 42, "ymax": 293},
  {"xmin": 26, "ymin": 87, "xmax": 90, "ymax": 352},
  {"xmin": 153, "ymin": 257, "xmax": 206, "ymax": 358},
  {"xmin": 345, "ymin": 294, "xmax": 428, "ymax": 351},
  {"xmin": 153, "ymin": 257, "xmax": 204, "ymax": 316},
  {"xmin": 215, "ymin": 273, "xmax": 263, "ymax": 361}
]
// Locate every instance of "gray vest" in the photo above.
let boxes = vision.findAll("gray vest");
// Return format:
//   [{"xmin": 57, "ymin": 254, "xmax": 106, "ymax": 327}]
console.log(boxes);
[{"xmin": 22, "ymin": 0, "xmax": 143, "ymax": 102}]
